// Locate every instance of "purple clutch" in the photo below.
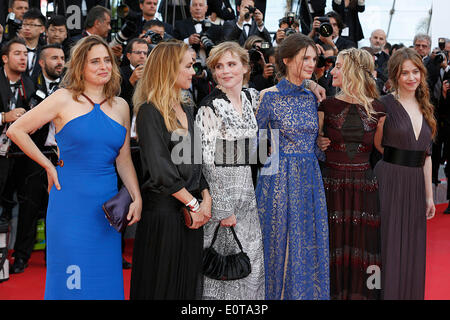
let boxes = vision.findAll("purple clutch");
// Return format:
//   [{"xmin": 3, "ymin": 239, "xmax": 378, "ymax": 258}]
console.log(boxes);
[{"xmin": 102, "ymin": 185, "xmax": 132, "ymax": 233}]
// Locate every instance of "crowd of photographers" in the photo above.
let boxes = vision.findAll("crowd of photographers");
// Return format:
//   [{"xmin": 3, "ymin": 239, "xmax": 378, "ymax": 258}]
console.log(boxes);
[{"xmin": 0, "ymin": 0, "xmax": 449, "ymax": 278}]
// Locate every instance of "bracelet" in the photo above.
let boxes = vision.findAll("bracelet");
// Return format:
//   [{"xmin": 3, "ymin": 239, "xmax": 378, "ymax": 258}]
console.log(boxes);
[{"xmin": 186, "ymin": 197, "xmax": 200, "ymax": 213}]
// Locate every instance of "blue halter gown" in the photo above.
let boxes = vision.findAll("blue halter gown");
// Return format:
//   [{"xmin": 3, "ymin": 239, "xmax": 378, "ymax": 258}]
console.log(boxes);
[{"xmin": 44, "ymin": 97, "xmax": 126, "ymax": 300}]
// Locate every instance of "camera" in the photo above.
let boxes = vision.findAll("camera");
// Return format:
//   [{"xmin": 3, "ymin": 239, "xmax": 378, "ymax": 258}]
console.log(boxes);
[
  {"xmin": 248, "ymin": 42, "xmax": 270, "ymax": 63},
  {"xmin": 193, "ymin": 58, "xmax": 206, "ymax": 77},
  {"xmin": 433, "ymin": 38, "xmax": 448, "ymax": 65},
  {"xmin": 244, "ymin": 6, "xmax": 256, "ymax": 20},
  {"xmin": 144, "ymin": 30, "xmax": 163, "ymax": 45},
  {"xmin": 316, "ymin": 17, "xmax": 333, "ymax": 38},
  {"xmin": 29, "ymin": 89, "xmax": 47, "ymax": 109},
  {"xmin": 194, "ymin": 21, "xmax": 215, "ymax": 53},
  {"xmin": 110, "ymin": 4, "xmax": 140, "ymax": 47},
  {"xmin": 317, "ymin": 55, "xmax": 336, "ymax": 69},
  {"xmin": 3, "ymin": 12, "xmax": 22, "ymax": 42}
]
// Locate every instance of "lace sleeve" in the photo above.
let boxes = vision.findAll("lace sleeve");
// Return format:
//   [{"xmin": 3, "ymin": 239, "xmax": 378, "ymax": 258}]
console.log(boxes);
[{"xmin": 195, "ymin": 106, "xmax": 218, "ymax": 165}]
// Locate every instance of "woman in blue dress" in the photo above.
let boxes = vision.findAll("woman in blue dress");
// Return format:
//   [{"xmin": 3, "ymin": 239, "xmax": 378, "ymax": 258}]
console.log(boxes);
[
  {"xmin": 7, "ymin": 35, "xmax": 142, "ymax": 299},
  {"xmin": 255, "ymin": 33, "xmax": 330, "ymax": 300}
]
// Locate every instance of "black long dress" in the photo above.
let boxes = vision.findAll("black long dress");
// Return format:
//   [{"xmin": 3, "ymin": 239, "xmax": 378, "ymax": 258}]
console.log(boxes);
[
  {"xmin": 130, "ymin": 102, "xmax": 209, "ymax": 300},
  {"xmin": 374, "ymin": 94, "xmax": 432, "ymax": 300}
]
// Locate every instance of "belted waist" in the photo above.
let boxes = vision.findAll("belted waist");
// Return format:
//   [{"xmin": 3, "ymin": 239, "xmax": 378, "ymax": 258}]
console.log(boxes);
[{"xmin": 383, "ymin": 146, "xmax": 426, "ymax": 168}]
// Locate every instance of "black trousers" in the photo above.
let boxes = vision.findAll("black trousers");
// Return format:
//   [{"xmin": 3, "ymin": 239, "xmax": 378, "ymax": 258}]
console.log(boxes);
[{"xmin": 432, "ymin": 118, "xmax": 450, "ymax": 199}]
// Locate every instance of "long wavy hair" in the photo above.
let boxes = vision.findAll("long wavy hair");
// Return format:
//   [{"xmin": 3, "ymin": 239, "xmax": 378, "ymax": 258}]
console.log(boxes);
[
  {"xmin": 60, "ymin": 35, "xmax": 120, "ymax": 105},
  {"xmin": 388, "ymin": 48, "xmax": 437, "ymax": 138},
  {"xmin": 337, "ymin": 48, "xmax": 380, "ymax": 120},
  {"xmin": 133, "ymin": 40, "xmax": 189, "ymax": 132}
]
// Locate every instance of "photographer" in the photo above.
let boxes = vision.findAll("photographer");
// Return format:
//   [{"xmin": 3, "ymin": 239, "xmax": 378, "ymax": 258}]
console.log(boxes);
[
  {"xmin": 45, "ymin": 15, "xmax": 75, "ymax": 62},
  {"xmin": 314, "ymin": 43, "xmax": 336, "ymax": 97},
  {"xmin": 140, "ymin": 19, "xmax": 172, "ymax": 46},
  {"xmin": 273, "ymin": 13, "xmax": 300, "ymax": 46},
  {"xmin": 223, "ymin": 0, "xmax": 271, "ymax": 47},
  {"xmin": 72, "ymin": 5, "xmax": 122, "ymax": 61},
  {"xmin": 120, "ymin": 38, "xmax": 148, "ymax": 116},
  {"xmin": 7, "ymin": 44, "xmax": 63, "ymax": 274},
  {"xmin": 174, "ymin": 0, "xmax": 223, "ymax": 103},
  {"xmin": 206, "ymin": 0, "xmax": 235, "ymax": 24},
  {"xmin": 18, "ymin": 8, "xmax": 46, "ymax": 83},
  {"xmin": 244, "ymin": 35, "xmax": 276, "ymax": 91},
  {"xmin": 414, "ymin": 34, "xmax": 449, "ymax": 186},
  {"xmin": 1, "ymin": 0, "xmax": 29, "ymax": 43},
  {"xmin": 132, "ymin": 0, "xmax": 174, "ymax": 38},
  {"xmin": 174, "ymin": 0, "xmax": 223, "ymax": 48},
  {"xmin": 332, "ymin": 0, "xmax": 365, "ymax": 45},
  {"xmin": 0, "ymin": 38, "xmax": 34, "ymax": 258},
  {"xmin": 309, "ymin": 11, "xmax": 356, "ymax": 55}
]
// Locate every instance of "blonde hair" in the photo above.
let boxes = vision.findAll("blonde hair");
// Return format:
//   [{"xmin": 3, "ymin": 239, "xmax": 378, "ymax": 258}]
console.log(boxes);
[
  {"xmin": 337, "ymin": 48, "xmax": 380, "ymax": 120},
  {"xmin": 388, "ymin": 48, "xmax": 437, "ymax": 138},
  {"xmin": 133, "ymin": 40, "xmax": 189, "ymax": 132},
  {"xmin": 60, "ymin": 35, "xmax": 120, "ymax": 105},
  {"xmin": 206, "ymin": 41, "xmax": 251, "ymax": 85}
]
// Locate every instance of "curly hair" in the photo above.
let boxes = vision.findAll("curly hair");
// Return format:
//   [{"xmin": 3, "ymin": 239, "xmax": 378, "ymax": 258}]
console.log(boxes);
[{"xmin": 337, "ymin": 48, "xmax": 380, "ymax": 120}]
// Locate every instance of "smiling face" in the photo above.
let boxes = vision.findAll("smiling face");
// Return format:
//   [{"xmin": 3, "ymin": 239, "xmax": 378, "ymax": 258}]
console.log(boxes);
[
  {"xmin": 213, "ymin": 50, "xmax": 248, "ymax": 90},
  {"xmin": 83, "ymin": 44, "xmax": 112, "ymax": 86},
  {"xmin": 397, "ymin": 59, "xmax": 421, "ymax": 94},
  {"xmin": 284, "ymin": 45, "xmax": 317, "ymax": 83},
  {"xmin": 174, "ymin": 50, "xmax": 195, "ymax": 90}
]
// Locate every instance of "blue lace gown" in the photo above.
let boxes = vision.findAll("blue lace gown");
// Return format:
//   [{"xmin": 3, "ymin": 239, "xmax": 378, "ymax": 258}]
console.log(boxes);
[
  {"xmin": 44, "ymin": 98, "xmax": 126, "ymax": 299},
  {"xmin": 255, "ymin": 78, "xmax": 330, "ymax": 300}
]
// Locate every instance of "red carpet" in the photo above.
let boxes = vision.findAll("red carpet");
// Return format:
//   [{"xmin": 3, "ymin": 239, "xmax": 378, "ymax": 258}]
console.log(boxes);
[{"xmin": 1, "ymin": 206, "xmax": 450, "ymax": 300}]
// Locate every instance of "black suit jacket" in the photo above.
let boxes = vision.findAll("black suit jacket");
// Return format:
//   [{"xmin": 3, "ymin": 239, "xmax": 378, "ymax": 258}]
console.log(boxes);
[
  {"xmin": 207, "ymin": 0, "xmax": 236, "ymax": 21},
  {"xmin": 174, "ymin": 18, "xmax": 224, "ymax": 44},
  {"xmin": 332, "ymin": 0, "xmax": 365, "ymax": 43},
  {"xmin": 0, "ymin": 67, "xmax": 35, "ymax": 151},
  {"xmin": 223, "ymin": 18, "xmax": 271, "ymax": 47},
  {"xmin": 374, "ymin": 51, "xmax": 390, "ymax": 84},
  {"xmin": 119, "ymin": 64, "xmax": 135, "ymax": 118},
  {"xmin": 29, "ymin": 72, "xmax": 55, "ymax": 150},
  {"xmin": 316, "ymin": 36, "xmax": 356, "ymax": 52},
  {"xmin": 26, "ymin": 45, "xmax": 43, "ymax": 84},
  {"xmin": 134, "ymin": 15, "xmax": 175, "ymax": 39},
  {"xmin": 299, "ymin": 0, "xmax": 326, "ymax": 35}
]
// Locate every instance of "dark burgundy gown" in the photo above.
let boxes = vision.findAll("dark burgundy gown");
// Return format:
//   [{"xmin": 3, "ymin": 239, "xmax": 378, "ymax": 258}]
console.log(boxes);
[
  {"xmin": 374, "ymin": 94, "xmax": 432, "ymax": 300},
  {"xmin": 319, "ymin": 97, "xmax": 385, "ymax": 300}
]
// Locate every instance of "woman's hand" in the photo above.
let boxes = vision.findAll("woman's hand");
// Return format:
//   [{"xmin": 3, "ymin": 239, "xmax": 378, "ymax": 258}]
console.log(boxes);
[
  {"xmin": 220, "ymin": 214, "xmax": 237, "ymax": 227},
  {"xmin": 46, "ymin": 164, "xmax": 61, "ymax": 193},
  {"xmin": 310, "ymin": 82, "xmax": 326, "ymax": 103},
  {"xmin": 317, "ymin": 134, "xmax": 331, "ymax": 151},
  {"xmin": 127, "ymin": 197, "xmax": 142, "ymax": 226},
  {"xmin": 199, "ymin": 197, "xmax": 212, "ymax": 226},
  {"xmin": 426, "ymin": 198, "xmax": 435, "ymax": 220}
]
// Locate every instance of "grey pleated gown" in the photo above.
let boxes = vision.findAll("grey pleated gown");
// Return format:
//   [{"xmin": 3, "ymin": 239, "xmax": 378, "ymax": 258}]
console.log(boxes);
[{"xmin": 374, "ymin": 94, "xmax": 432, "ymax": 300}]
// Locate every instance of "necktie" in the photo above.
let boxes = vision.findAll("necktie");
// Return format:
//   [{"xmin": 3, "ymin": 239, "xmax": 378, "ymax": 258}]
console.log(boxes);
[
  {"xmin": 27, "ymin": 47, "xmax": 37, "ymax": 53},
  {"xmin": 10, "ymin": 82, "xmax": 21, "ymax": 89},
  {"xmin": 244, "ymin": 23, "xmax": 251, "ymax": 36},
  {"xmin": 49, "ymin": 82, "xmax": 59, "ymax": 92}
]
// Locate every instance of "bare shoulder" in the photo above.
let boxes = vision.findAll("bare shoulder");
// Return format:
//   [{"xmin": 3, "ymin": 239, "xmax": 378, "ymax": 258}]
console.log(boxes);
[{"xmin": 112, "ymin": 96, "xmax": 131, "ymax": 121}]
